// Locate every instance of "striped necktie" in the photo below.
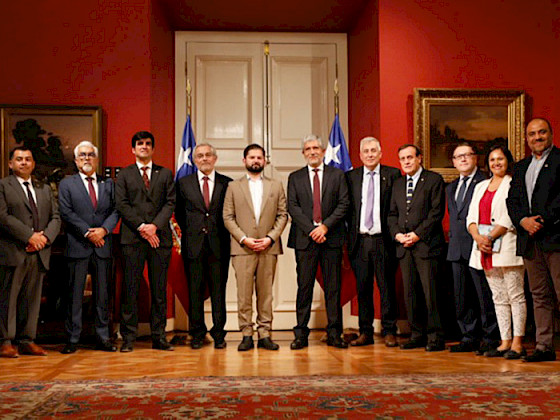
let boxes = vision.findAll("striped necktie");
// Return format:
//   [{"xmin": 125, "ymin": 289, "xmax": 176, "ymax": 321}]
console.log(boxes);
[{"xmin": 406, "ymin": 177, "xmax": 414, "ymax": 207}]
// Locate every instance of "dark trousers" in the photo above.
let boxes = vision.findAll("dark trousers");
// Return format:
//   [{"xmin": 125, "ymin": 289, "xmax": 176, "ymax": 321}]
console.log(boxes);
[
  {"xmin": 524, "ymin": 241, "xmax": 560, "ymax": 351},
  {"xmin": 350, "ymin": 234, "xmax": 397, "ymax": 337},
  {"xmin": 65, "ymin": 254, "xmax": 112, "ymax": 344},
  {"xmin": 120, "ymin": 243, "xmax": 171, "ymax": 343},
  {"xmin": 451, "ymin": 259, "xmax": 499, "ymax": 345},
  {"xmin": 0, "ymin": 254, "xmax": 44, "ymax": 344},
  {"xmin": 294, "ymin": 243, "xmax": 342, "ymax": 340},
  {"xmin": 183, "ymin": 238, "xmax": 229, "ymax": 341},
  {"xmin": 400, "ymin": 250, "xmax": 444, "ymax": 342}
]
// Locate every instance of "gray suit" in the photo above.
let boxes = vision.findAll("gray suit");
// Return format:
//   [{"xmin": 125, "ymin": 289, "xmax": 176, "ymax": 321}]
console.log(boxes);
[{"xmin": 0, "ymin": 175, "xmax": 60, "ymax": 343}]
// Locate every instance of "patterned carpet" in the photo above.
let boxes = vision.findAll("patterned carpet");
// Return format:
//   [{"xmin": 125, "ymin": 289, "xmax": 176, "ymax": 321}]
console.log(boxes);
[{"xmin": 2, "ymin": 373, "xmax": 560, "ymax": 419}]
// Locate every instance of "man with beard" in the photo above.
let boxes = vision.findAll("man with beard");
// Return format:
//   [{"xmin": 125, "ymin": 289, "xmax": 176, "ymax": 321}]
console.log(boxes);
[
  {"xmin": 223, "ymin": 144, "xmax": 288, "ymax": 351},
  {"xmin": 58, "ymin": 141, "xmax": 119, "ymax": 354}
]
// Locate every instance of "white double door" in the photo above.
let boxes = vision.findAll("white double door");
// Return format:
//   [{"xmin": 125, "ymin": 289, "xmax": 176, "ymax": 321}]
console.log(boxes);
[{"xmin": 174, "ymin": 31, "xmax": 352, "ymax": 331}]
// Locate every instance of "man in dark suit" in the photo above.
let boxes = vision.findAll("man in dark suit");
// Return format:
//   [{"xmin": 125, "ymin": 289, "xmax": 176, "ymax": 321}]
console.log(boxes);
[
  {"xmin": 58, "ymin": 141, "xmax": 119, "ymax": 354},
  {"xmin": 115, "ymin": 131, "xmax": 175, "ymax": 352},
  {"xmin": 288, "ymin": 134, "xmax": 350, "ymax": 349},
  {"xmin": 388, "ymin": 144, "xmax": 446, "ymax": 351},
  {"xmin": 446, "ymin": 143, "xmax": 499, "ymax": 354},
  {"xmin": 0, "ymin": 147, "xmax": 61, "ymax": 358},
  {"xmin": 176, "ymin": 143, "xmax": 232, "ymax": 350},
  {"xmin": 346, "ymin": 137, "xmax": 400, "ymax": 347},
  {"xmin": 507, "ymin": 117, "xmax": 560, "ymax": 362}
]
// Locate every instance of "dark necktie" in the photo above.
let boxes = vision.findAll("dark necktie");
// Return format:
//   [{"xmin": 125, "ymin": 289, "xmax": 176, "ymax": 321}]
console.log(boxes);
[
  {"xmin": 364, "ymin": 171, "xmax": 375, "ymax": 230},
  {"xmin": 202, "ymin": 176, "xmax": 210, "ymax": 209},
  {"xmin": 406, "ymin": 177, "xmax": 414, "ymax": 208},
  {"xmin": 312, "ymin": 169, "xmax": 321, "ymax": 224},
  {"xmin": 142, "ymin": 166, "xmax": 150, "ymax": 189},
  {"xmin": 23, "ymin": 181, "xmax": 39, "ymax": 231},
  {"xmin": 86, "ymin": 177, "xmax": 97, "ymax": 209},
  {"xmin": 456, "ymin": 176, "xmax": 469, "ymax": 210}
]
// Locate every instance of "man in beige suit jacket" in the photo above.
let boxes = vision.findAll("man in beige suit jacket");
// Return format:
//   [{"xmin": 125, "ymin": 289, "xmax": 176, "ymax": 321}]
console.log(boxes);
[{"xmin": 223, "ymin": 144, "xmax": 288, "ymax": 351}]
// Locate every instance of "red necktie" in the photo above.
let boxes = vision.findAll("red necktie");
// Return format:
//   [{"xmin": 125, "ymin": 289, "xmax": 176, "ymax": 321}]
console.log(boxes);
[
  {"xmin": 202, "ymin": 176, "xmax": 210, "ymax": 209},
  {"xmin": 142, "ymin": 166, "xmax": 150, "ymax": 189},
  {"xmin": 86, "ymin": 177, "xmax": 97, "ymax": 209},
  {"xmin": 312, "ymin": 169, "xmax": 321, "ymax": 223}
]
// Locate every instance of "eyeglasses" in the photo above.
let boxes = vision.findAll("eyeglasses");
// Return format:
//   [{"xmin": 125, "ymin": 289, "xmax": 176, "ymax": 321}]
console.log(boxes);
[
  {"xmin": 453, "ymin": 153, "xmax": 474, "ymax": 160},
  {"xmin": 78, "ymin": 152, "xmax": 97, "ymax": 159}
]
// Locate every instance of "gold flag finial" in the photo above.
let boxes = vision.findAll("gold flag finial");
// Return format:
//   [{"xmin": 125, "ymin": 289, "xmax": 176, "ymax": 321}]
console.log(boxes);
[
  {"xmin": 334, "ymin": 79, "xmax": 339, "ymax": 115},
  {"xmin": 186, "ymin": 78, "xmax": 192, "ymax": 116},
  {"xmin": 264, "ymin": 41, "xmax": 269, "ymax": 56}
]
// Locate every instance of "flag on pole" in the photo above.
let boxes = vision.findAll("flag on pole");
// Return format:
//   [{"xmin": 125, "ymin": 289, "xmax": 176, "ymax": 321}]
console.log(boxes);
[
  {"xmin": 175, "ymin": 114, "xmax": 197, "ymax": 181},
  {"xmin": 324, "ymin": 114, "xmax": 352, "ymax": 172},
  {"xmin": 323, "ymin": 113, "xmax": 356, "ymax": 306},
  {"xmin": 169, "ymin": 114, "xmax": 198, "ymax": 314}
]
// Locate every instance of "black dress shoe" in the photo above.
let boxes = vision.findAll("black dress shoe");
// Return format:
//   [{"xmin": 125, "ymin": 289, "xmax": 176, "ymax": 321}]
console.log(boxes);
[
  {"xmin": 120, "ymin": 342, "xmax": 134, "ymax": 353},
  {"xmin": 61, "ymin": 343, "xmax": 77, "ymax": 354},
  {"xmin": 523, "ymin": 349, "xmax": 557, "ymax": 362},
  {"xmin": 258, "ymin": 337, "xmax": 279, "ymax": 350},
  {"xmin": 214, "ymin": 339, "xmax": 227, "ymax": 349},
  {"xmin": 96, "ymin": 341, "xmax": 117, "ymax": 352},
  {"xmin": 326, "ymin": 336, "xmax": 348, "ymax": 349},
  {"xmin": 290, "ymin": 338, "xmax": 308, "ymax": 350},
  {"xmin": 238, "ymin": 336, "xmax": 254, "ymax": 351},
  {"xmin": 504, "ymin": 348, "xmax": 526, "ymax": 360},
  {"xmin": 449, "ymin": 341, "xmax": 474, "ymax": 353},
  {"xmin": 484, "ymin": 348, "xmax": 509, "ymax": 357},
  {"xmin": 476, "ymin": 342, "xmax": 494, "ymax": 356},
  {"xmin": 152, "ymin": 339, "xmax": 174, "ymax": 351},
  {"xmin": 191, "ymin": 339, "xmax": 204, "ymax": 350},
  {"xmin": 400, "ymin": 338, "xmax": 426, "ymax": 349},
  {"xmin": 425, "ymin": 340, "xmax": 446, "ymax": 352}
]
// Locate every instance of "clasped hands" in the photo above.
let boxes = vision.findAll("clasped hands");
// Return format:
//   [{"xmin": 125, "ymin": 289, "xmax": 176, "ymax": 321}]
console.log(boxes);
[
  {"xmin": 395, "ymin": 232, "xmax": 420, "ymax": 248},
  {"xmin": 309, "ymin": 224, "xmax": 328, "ymax": 244},
  {"xmin": 139, "ymin": 223, "xmax": 160, "ymax": 248},
  {"xmin": 242, "ymin": 236, "xmax": 272, "ymax": 252},
  {"xmin": 520, "ymin": 215, "xmax": 544, "ymax": 236},
  {"xmin": 87, "ymin": 227, "xmax": 108, "ymax": 248},
  {"xmin": 26, "ymin": 231, "xmax": 48, "ymax": 253}
]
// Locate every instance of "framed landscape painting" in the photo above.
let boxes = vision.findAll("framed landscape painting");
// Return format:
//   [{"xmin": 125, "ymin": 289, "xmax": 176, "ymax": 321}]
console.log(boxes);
[
  {"xmin": 413, "ymin": 89, "xmax": 525, "ymax": 182},
  {"xmin": 1, "ymin": 105, "xmax": 102, "ymax": 182}
]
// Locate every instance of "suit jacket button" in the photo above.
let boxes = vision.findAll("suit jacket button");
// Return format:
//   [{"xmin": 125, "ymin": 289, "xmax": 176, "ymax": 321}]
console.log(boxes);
[
  {"xmin": 205, "ymin": 213, "xmax": 209, "ymax": 217},
  {"xmin": 202, "ymin": 228, "xmax": 208, "ymax": 234}
]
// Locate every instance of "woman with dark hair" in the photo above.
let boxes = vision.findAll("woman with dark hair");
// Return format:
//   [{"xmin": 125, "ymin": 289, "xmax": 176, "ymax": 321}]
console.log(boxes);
[{"xmin": 466, "ymin": 145, "xmax": 526, "ymax": 359}]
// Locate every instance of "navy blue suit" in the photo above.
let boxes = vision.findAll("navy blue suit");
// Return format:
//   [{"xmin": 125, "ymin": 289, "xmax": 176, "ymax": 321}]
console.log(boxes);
[
  {"xmin": 446, "ymin": 170, "xmax": 498, "ymax": 346},
  {"xmin": 59, "ymin": 174, "xmax": 119, "ymax": 344}
]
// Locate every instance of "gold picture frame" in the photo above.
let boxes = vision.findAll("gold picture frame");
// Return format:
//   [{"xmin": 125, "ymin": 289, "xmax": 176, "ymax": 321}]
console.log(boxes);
[
  {"xmin": 1, "ymin": 105, "xmax": 102, "ymax": 182},
  {"xmin": 414, "ymin": 89, "xmax": 525, "ymax": 182}
]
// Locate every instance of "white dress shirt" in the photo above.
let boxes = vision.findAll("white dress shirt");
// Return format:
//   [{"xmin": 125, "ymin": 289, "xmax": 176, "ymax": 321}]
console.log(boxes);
[
  {"xmin": 15, "ymin": 175, "xmax": 37, "ymax": 203},
  {"xmin": 247, "ymin": 174, "xmax": 263, "ymax": 224}
]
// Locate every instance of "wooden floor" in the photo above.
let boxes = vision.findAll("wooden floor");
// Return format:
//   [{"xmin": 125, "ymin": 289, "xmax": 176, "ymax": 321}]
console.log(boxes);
[{"xmin": 1, "ymin": 331, "xmax": 559, "ymax": 382}]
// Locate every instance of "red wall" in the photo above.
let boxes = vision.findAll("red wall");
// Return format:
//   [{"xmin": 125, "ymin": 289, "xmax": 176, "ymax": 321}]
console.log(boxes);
[
  {"xmin": 348, "ymin": 0, "xmax": 381, "ymax": 165},
  {"xmin": 378, "ymin": 0, "xmax": 560, "ymax": 160},
  {"xmin": 0, "ymin": 0, "xmax": 174, "ymax": 170}
]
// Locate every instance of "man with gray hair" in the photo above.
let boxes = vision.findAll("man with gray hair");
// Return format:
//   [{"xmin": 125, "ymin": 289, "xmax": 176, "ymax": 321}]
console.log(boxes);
[
  {"xmin": 58, "ymin": 141, "xmax": 119, "ymax": 353},
  {"xmin": 176, "ymin": 143, "xmax": 232, "ymax": 349},
  {"xmin": 346, "ymin": 137, "xmax": 401, "ymax": 347},
  {"xmin": 287, "ymin": 134, "xmax": 350, "ymax": 349}
]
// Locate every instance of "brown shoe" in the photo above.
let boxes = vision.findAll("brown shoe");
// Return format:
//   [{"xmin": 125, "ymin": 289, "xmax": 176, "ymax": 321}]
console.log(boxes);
[
  {"xmin": 384, "ymin": 334, "xmax": 398, "ymax": 347},
  {"xmin": 0, "ymin": 343, "xmax": 18, "ymax": 358},
  {"xmin": 350, "ymin": 334, "xmax": 374, "ymax": 346},
  {"xmin": 19, "ymin": 342, "xmax": 47, "ymax": 356}
]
